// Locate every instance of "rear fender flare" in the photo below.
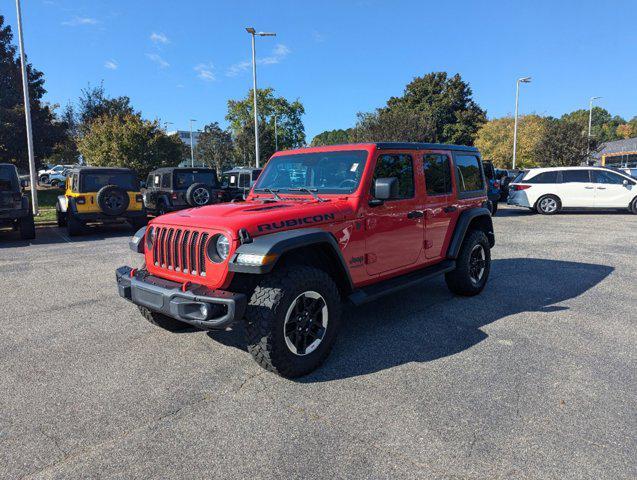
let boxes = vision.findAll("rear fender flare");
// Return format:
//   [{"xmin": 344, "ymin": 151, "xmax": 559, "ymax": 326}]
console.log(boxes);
[
  {"xmin": 446, "ymin": 208, "xmax": 494, "ymax": 259},
  {"xmin": 57, "ymin": 195, "xmax": 69, "ymax": 213},
  {"xmin": 229, "ymin": 228, "xmax": 354, "ymax": 292}
]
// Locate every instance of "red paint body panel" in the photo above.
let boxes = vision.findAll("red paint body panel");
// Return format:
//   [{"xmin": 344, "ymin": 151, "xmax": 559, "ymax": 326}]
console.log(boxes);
[{"xmin": 143, "ymin": 143, "xmax": 487, "ymax": 291}]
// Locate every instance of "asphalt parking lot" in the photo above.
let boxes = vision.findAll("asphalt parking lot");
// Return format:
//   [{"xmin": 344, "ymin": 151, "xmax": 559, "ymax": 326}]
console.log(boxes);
[{"xmin": 0, "ymin": 204, "xmax": 635, "ymax": 479}]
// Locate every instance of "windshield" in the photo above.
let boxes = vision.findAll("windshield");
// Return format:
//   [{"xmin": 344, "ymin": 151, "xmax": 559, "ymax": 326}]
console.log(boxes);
[
  {"xmin": 174, "ymin": 171, "xmax": 217, "ymax": 189},
  {"xmin": 81, "ymin": 172, "xmax": 138, "ymax": 192},
  {"xmin": 255, "ymin": 150, "xmax": 368, "ymax": 194},
  {"xmin": 513, "ymin": 170, "xmax": 528, "ymax": 183},
  {"xmin": 0, "ymin": 165, "xmax": 18, "ymax": 191}
]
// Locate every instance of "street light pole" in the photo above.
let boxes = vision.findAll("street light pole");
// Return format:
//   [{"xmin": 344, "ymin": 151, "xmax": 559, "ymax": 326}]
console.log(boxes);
[
  {"xmin": 15, "ymin": 0, "xmax": 38, "ymax": 215},
  {"xmin": 588, "ymin": 96, "xmax": 602, "ymax": 156},
  {"xmin": 274, "ymin": 113, "xmax": 278, "ymax": 152},
  {"xmin": 246, "ymin": 27, "xmax": 276, "ymax": 168},
  {"xmin": 189, "ymin": 119, "xmax": 197, "ymax": 167},
  {"xmin": 512, "ymin": 76, "xmax": 532, "ymax": 171}
]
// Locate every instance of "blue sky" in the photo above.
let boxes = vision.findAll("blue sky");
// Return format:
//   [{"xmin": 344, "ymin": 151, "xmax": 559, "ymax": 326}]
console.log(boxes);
[{"xmin": 4, "ymin": 0, "xmax": 636, "ymax": 141}]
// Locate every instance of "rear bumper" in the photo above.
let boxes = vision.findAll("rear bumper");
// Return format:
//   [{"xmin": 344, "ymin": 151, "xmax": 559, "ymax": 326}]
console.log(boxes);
[
  {"xmin": 0, "ymin": 208, "xmax": 29, "ymax": 220},
  {"xmin": 115, "ymin": 266, "xmax": 246, "ymax": 330},
  {"xmin": 75, "ymin": 210, "xmax": 146, "ymax": 222}
]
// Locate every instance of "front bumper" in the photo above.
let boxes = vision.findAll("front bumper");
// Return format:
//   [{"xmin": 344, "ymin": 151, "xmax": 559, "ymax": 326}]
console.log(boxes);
[{"xmin": 115, "ymin": 266, "xmax": 246, "ymax": 330}]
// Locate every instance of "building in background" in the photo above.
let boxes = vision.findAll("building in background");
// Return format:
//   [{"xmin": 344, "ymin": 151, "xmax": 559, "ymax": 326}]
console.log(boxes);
[
  {"xmin": 167, "ymin": 130, "xmax": 206, "ymax": 167},
  {"xmin": 592, "ymin": 137, "xmax": 637, "ymax": 168}
]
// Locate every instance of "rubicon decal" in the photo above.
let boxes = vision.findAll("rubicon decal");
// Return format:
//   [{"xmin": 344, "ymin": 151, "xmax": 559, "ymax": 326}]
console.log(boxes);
[{"xmin": 257, "ymin": 213, "xmax": 336, "ymax": 232}]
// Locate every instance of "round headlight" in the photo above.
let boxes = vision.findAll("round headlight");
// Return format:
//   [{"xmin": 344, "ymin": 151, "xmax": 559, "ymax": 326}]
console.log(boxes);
[{"xmin": 215, "ymin": 235, "xmax": 230, "ymax": 261}]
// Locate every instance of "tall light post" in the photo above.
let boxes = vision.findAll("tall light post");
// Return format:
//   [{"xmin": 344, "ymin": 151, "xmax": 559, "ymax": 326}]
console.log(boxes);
[
  {"xmin": 189, "ymin": 119, "xmax": 197, "ymax": 167},
  {"xmin": 15, "ymin": 0, "xmax": 38, "ymax": 215},
  {"xmin": 512, "ymin": 76, "xmax": 532, "ymax": 171},
  {"xmin": 246, "ymin": 27, "xmax": 276, "ymax": 168},
  {"xmin": 274, "ymin": 113, "xmax": 278, "ymax": 152},
  {"xmin": 588, "ymin": 96, "xmax": 602, "ymax": 156}
]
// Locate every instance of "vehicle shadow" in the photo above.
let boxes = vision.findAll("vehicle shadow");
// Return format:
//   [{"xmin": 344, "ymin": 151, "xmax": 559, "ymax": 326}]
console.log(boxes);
[
  {"xmin": 0, "ymin": 224, "xmax": 135, "ymax": 248},
  {"xmin": 207, "ymin": 258, "xmax": 613, "ymax": 382}
]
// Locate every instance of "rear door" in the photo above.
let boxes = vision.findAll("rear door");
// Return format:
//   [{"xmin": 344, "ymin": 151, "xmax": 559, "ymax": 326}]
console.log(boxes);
[
  {"xmin": 559, "ymin": 170, "xmax": 595, "ymax": 207},
  {"xmin": 591, "ymin": 169, "xmax": 635, "ymax": 207},
  {"xmin": 365, "ymin": 151, "xmax": 424, "ymax": 275},
  {"xmin": 422, "ymin": 151, "xmax": 455, "ymax": 259}
]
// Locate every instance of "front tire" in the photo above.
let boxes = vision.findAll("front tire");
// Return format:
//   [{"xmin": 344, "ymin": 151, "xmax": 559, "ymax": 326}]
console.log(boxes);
[
  {"xmin": 535, "ymin": 194, "xmax": 561, "ymax": 215},
  {"xmin": 138, "ymin": 306, "xmax": 189, "ymax": 332},
  {"xmin": 18, "ymin": 214, "xmax": 36, "ymax": 240},
  {"xmin": 66, "ymin": 212, "xmax": 84, "ymax": 236},
  {"xmin": 244, "ymin": 265, "xmax": 341, "ymax": 378},
  {"xmin": 445, "ymin": 230, "xmax": 491, "ymax": 296}
]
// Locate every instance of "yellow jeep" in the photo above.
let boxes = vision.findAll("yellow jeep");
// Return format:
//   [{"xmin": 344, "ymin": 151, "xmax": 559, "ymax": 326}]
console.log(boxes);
[{"xmin": 56, "ymin": 167, "xmax": 147, "ymax": 236}]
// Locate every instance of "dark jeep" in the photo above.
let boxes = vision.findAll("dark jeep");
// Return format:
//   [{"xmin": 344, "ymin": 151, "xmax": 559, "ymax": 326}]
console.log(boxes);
[
  {"xmin": 0, "ymin": 164, "xmax": 35, "ymax": 240},
  {"xmin": 221, "ymin": 167, "xmax": 262, "ymax": 201},
  {"xmin": 143, "ymin": 167, "xmax": 224, "ymax": 216}
]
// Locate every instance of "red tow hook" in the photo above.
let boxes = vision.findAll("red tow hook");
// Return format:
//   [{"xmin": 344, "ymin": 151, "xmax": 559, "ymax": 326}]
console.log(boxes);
[
  {"xmin": 130, "ymin": 268, "xmax": 137, "ymax": 278},
  {"xmin": 181, "ymin": 281, "xmax": 191, "ymax": 292}
]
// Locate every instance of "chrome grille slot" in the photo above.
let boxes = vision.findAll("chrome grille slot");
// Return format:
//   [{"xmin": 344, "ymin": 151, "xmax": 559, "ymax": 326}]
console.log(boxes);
[
  {"xmin": 199, "ymin": 233, "xmax": 209, "ymax": 276},
  {"xmin": 165, "ymin": 229, "xmax": 174, "ymax": 269},
  {"xmin": 189, "ymin": 232, "xmax": 199, "ymax": 274},
  {"xmin": 173, "ymin": 230, "xmax": 182, "ymax": 271},
  {"xmin": 181, "ymin": 231, "xmax": 190, "ymax": 272},
  {"xmin": 151, "ymin": 226, "xmax": 209, "ymax": 276}
]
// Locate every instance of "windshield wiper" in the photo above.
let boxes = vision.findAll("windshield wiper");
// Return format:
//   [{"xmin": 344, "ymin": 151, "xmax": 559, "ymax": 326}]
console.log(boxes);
[
  {"xmin": 288, "ymin": 187, "xmax": 326, "ymax": 202},
  {"xmin": 254, "ymin": 187, "xmax": 282, "ymax": 201}
]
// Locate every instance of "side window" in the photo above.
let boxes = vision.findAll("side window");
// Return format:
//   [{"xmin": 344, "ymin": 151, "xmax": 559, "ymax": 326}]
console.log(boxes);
[
  {"xmin": 238, "ymin": 173, "xmax": 250, "ymax": 188},
  {"xmin": 423, "ymin": 154, "xmax": 452, "ymax": 195},
  {"xmin": 372, "ymin": 154, "xmax": 415, "ymax": 199},
  {"xmin": 591, "ymin": 170, "xmax": 626, "ymax": 185},
  {"xmin": 146, "ymin": 175, "xmax": 153, "ymax": 188},
  {"xmin": 562, "ymin": 170, "xmax": 591, "ymax": 183},
  {"xmin": 527, "ymin": 171, "xmax": 560, "ymax": 184},
  {"xmin": 161, "ymin": 174, "xmax": 171, "ymax": 188},
  {"xmin": 251, "ymin": 169, "xmax": 262, "ymax": 182},
  {"xmin": 71, "ymin": 174, "xmax": 79, "ymax": 192},
  {"xmin": 455, "ymin": 155, "xmax": 484, "ymax": 192}
]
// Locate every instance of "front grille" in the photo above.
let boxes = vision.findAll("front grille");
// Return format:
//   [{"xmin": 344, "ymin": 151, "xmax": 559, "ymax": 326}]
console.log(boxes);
[{"xmin": 152, "ymin": 226, "xmax": 209, "ymax": 276}]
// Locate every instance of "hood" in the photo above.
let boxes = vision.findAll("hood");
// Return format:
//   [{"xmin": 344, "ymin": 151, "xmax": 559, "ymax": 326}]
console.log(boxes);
[{"xmin": 152, "ymin": 198, "xmax": 354, "ymax": 238}]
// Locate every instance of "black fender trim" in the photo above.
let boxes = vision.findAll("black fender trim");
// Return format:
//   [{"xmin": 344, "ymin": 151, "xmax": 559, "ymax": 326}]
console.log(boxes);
[
  {"xmin": 57, "ymin": 195, "xmax": 69, "ymax": 213},
  {"xmin": 228, "ymin": 227, "xmax": 354, "ymax": 291},
  {"xmin": 446, "ymin": 208, "xmax": 494, "ymax": 259}
]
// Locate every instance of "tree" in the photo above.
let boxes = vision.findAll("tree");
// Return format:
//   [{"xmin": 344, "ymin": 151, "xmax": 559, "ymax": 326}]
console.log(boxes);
[
  {"xmin": 77, "ymin": 83, "xmax": 135, "ymax": 132},
  {"xmin": 350, "ymin": 107, "xmax": 436, "ymax": 143},
  {"xmin": 195, "ymin": 122, "xmax": 234, "ymax": 173},
  {"xmin": 311, "ymin": 128, "xmax": 352, "ymax": 146},
  {"xmin": 226, "ymin": 88, "xmax": 305, "ymax": 165},
  {"xmin": 0, "ymin": 15, "xmax": 68, "ymax": 171},
  {"xmin": 77, "ymin": 113, "xmax": 184, "ymax": 179},
  {"xmin": 474, "ymin": 115, "xmax": 547, "ymax": 168},
  {"xmin": 561, "ymin": 107, "xmax": 625, "ymax": 143},
  {"xmin": 536, "ymin": 118, "xmax": 594, "ymax": 167},
  {"xmin": 378, "ymin": 72, "xmax": 487, "ymax": 145},
  {"xmin": 616, "ymin": 123, "xmax": 633, "ymax": 140}
]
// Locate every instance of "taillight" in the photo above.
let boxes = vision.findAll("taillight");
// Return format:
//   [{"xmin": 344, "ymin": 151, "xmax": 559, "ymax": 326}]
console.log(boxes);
[
  {"xmin": 136, "ymin": 194, "xmax": 143, "ymax": 202},
  {"xmin": 171, "ymin": 193, "xmax": 178, "ymax": 200},
  {"xmin": 511, "ymin": 184, "xmax": 531, "ymax": 191},
  {"xmin": 76, "ymin": 196, "xmax": 86, "ymax": 204},
  {"xmin": 494, "ymin": 181, "xmax": 500, "ymax": 189}
]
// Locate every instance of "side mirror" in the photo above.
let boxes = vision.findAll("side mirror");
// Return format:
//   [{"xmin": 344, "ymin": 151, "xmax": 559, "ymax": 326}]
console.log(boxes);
[
  {"xmin": 623, "ymin": 179, "xmax": 629, "ymax": 186},
  {"xmin": 20, "ymin": 178, "xmax": 29, "ymax": 188},
  {"xmin": 372, "ymin": 177, "xmax": 399, "ymax": 204}
]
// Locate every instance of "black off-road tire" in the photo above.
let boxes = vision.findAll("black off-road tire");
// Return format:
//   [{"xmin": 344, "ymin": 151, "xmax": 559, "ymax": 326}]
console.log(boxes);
[
  {"xmin": 19, "ymin": 214, "xmax": 36, "ymax": 240},
  {"xmin": 244, "ymin": 265, "xmax": 342, "ymax": 378},
  {"xmin": 138, "ymin": 306, "xmax": 189, "ymax": 332},
  {"xmin": 66, "ymin": 212, "xmax": 84, "ymax": 236},
  {"xmin": 629, "ymin": 197, "xmax": 637, "ymax": 214},
  {"xmin": 56, "ymin": 204, "xmax": 67, "ymax": 227},
  {"xmin": 97, "ymin": 185, "xmax": 129, "ymax": 216},
  {"xmin": 491, "ymin": 201, "xmax": 498, "ymax": 216},
  {"xmin": 186, "ymin": 183, "xmax": 213, "ymax": 207},
  {"xmin": 445, "ymin": 229, "xmax": 491, "ymax": 296},
  {"xmin": 535, "ymin": 194, "xmax": 561, "ymax": 215}
]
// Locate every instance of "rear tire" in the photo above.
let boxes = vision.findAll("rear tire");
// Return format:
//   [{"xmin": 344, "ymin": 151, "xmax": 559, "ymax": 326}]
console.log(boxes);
[
  {"xmin": 445, "ymin": 230, "xmax": 491, "ymax": 296},
  {"xmin": 491, "ymin": 201, "xmax": 498, "ymax": 216},
  {"xmin": 244, "ymin": 265, "xmax": 341, "ymax": 378},
  {"xmin": 630, "ymin": 197, "xmax": 637, "ymax": 214},
  {"xmin": 66, "ymin": 212, "xmax": 83, "ymax": 236},
  {"xmin": 56, "ymin": 204, "xmax": 67, "ymax": 227},
  {"xmin": 138, "ymin": 306, "xmax": 189, "ymax": 332},
  {"xmin": 19, "ymin": 214, "xmax": 36, "ymax": 240},
  {"xmin": 535, "ymin": 194, "xmax": 561, "ymax": 215}
]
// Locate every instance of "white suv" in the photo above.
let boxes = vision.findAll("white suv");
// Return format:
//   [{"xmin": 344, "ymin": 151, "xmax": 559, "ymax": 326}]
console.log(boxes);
[{"xmin": 508, "ymin": 167, "xmax": 637, "ymax": 214}]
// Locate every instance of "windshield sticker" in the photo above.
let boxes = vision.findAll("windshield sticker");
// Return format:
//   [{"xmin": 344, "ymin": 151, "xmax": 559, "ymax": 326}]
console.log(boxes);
[{"xmin": 350, "ymin": 163, "xmax": 359, "ymax": 172}]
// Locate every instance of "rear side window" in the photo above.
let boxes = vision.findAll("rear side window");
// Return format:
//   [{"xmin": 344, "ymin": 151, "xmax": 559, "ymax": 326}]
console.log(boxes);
[
  {"xmin": 527, "ymin": 171, "xmax": 560, "ymax": 184},
  {"xmin": 251, "ymin": 169, "xmax": 262, "ymax": 181},
  {"xmin": 591, "ymin": 170, "xmax": 626, "ymax": 184},
  {"xmin": 161, "ymin": 174, "xmax": 171, "ymax": 188},
  {"xmin": 423, "ymin": 154, "xmax": 452, "ymax": 195},
  {"xmin": 562, "ymin": 170, "xmax": 591, "ymax": 183},
  {"xmin": 373, "ymin": 154, "xmax": 415, "ymax": 199},
  {"xmin": 455, "ymin": 155, "xmax": 484, "ymax": 192},
  {"xmin": 238, "ymin": 173, "xmax": 250, "ymax": 188}
]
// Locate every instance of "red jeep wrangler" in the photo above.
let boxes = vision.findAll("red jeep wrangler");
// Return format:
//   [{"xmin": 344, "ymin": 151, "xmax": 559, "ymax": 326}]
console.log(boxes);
[{"xmin": 116, "ymin": 143, "xmax": 494, "ymax": 377}]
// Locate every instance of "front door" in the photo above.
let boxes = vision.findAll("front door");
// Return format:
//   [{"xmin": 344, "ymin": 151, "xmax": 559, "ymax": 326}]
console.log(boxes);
[
  {"xmin": 559, "ymin": 169, "xmax": 595, "ymax": 207},
  {"xmin": 365, "ymin": 152, "xmax": 424, "ymax": 275},
  {"xmin": 591, "ymin": 169, "xmax": 635, "ymax": 207},
  {"xmin": 423, "ymin": 152, "xmax": 456, "ymax": 259}
]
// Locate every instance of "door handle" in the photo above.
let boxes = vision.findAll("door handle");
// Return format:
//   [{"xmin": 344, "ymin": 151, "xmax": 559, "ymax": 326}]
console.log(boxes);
[
  {"xmin": 443, "ymin": 206, "xmax": 457, "ymax": 213},
  {"xmin": 584, "ymin": 186, "xmax": 594, "ymax": 189},
  {"xmin": 407, "ymin": 210, "xmax": 424, "ymax": 219},
  {"xmin": 597, "ymin": 187, "xmax": 606, "ymax": 190}
]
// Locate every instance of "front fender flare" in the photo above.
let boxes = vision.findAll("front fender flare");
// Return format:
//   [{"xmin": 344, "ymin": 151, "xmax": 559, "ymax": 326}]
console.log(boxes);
[{"xmin": 228, "ymin": 228, "xmax": 353, "ymax": 291}]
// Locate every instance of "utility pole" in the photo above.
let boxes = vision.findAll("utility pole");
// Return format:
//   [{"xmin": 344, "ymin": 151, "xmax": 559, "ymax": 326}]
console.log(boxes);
[
  {"xmin": 588, "ymin": 96, "xmax": 602, "ymax": 156},
  {"xmin": 274, "ymin": 114, "xmax": 278, "ymax": 152},
  {"xmin": 15, "ymin": 0, "xmax": 38, "ymax": 215},
  {"xmin": 189, "ymin": 119, "xmax": 197, "ymax": 167},
  {"xmin": 512, "ymin": 76, "xmax": 532, "ymax": 170}
]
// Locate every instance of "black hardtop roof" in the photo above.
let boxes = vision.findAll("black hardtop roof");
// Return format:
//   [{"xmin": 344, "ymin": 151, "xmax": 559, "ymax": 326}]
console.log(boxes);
[
  {"xmin": 0, "ymin": 163, "xmax": 18, "ymax": 169},
  {"xmin": 71, "ymin": 166, "xmax": 136, "ymax": 174},
  {"xmin": 223, "ymin": 166, "xmax": 262, "ymax": 174},
  {"xmin": 374, "ymin": 142, "xmax": 479, "ymax": 152},
  {"xmin": 149, "ymin": 166, "xmax": 216, "ymax": 174}
]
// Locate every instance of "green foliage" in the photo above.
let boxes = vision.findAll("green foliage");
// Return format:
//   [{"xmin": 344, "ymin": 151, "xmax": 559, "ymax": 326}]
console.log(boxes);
[
  {"xmin": 351, "ymin": 107, "xmax": 436, "ymax": 143},
  {"xmin": 77, "ymin": 83, "xmax": 135, "ymax": 131},
  {"xmin": 77, "ymin": 114, "xmax": 184, "ymax": 179},
  {"xmin": 311, "ymin": 128, "xmax": 352, "ymax": 146},
  {"xmin": 226, "ymin": 88, "xmax": 305, "ymax": 165},
  {"xmin": 536, "ymin": 118, "xmax": 595, "ymax": 167},
  {"xmin": 195, "ymin": 122, "xmax": 234, "ymax": 173},
  {"xmin": 560, "ymin": 107, "xmax": 626, "ymax": 143},
  {"xmin": 0, "ymin": 15, "xmax": 68, "ymax": 172}
]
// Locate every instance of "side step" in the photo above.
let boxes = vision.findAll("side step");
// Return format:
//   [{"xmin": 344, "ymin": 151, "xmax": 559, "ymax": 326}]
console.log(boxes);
[{"xmin": 348, "ymin": 260, "xmax": 455, "ymax": 306}]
